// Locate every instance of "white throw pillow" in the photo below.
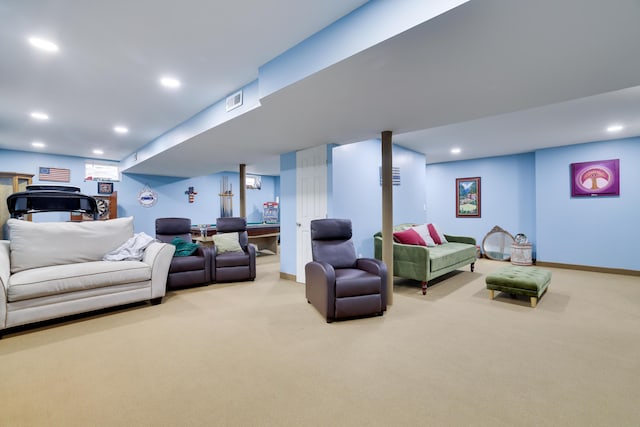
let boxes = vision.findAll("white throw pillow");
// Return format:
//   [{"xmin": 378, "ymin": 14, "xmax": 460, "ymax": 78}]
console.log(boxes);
[{"xmin": 410, "ymin": 224, "xmax": 436, "ymax": 247}]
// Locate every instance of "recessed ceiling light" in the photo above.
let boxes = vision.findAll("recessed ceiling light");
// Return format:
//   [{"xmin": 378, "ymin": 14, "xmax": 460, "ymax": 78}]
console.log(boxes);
[
  {"xmin": 32, "ymin": 141, "xmax": 46, "ymax": 148},
  {"xmin": 30, "ymin": 111, "xmax": 49, "ymax": 120},
  {"xmin": 28, "ymin": 37, "xmax": 59, "ymax": 52},
  {"xmin": 114, "ymin": 126, "xmax": 129, "ymax": 134},
  {"xmin": 93, "ymin": 149, "xmax": 104, "ymax": 155},
  {"xmin": 160, "ymin": 76, "xmax": 181, "ymax": 88},
  {"xmin": 451, "ymin": 148, "xmax": 461, "ymax": 154},
  {"xmin": 606, "ymin": 124, "xmax": 624, "ymax": 132}
]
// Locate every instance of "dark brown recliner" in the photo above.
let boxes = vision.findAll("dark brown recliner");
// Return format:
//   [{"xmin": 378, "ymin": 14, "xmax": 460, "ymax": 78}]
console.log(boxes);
[
  {"xmin": 155, "ymin": 217, "xmax": 213, "ymax": 290},
  {"xmin": 213, "ymin": 217, "xmax": 256, "ymax": 282},
  {"xmin": 305, "ymin": 218, "xmax": 387, "ymax": 323}
]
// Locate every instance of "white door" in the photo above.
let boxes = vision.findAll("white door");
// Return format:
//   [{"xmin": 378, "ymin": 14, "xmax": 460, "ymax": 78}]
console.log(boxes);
[{"xmin": 296, "ymin": 145, "xmax": 328, "ymax": 283}]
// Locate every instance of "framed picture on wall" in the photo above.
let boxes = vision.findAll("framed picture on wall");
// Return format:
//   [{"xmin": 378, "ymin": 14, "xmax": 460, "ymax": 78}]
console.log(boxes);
[
  {"xmin": 570, "ymin": 159, "xmax": 619, "ymax": 197},
  {"xmin": 456, "ymin": 177, "xmax": 481, "ymax": 218},
  {"xmin": 97, "ymin": 181, "xmax": 114, "ymax": 194}
]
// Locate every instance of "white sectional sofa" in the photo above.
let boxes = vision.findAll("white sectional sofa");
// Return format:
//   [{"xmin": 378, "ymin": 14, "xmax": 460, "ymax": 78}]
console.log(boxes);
[{"xmin": 0, "ymin": 216, "xmax": 175, "ymax": 336}]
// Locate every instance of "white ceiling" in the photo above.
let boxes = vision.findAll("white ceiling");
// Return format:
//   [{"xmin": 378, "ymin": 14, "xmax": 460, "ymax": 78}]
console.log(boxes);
[{"xmin": 2, "ymin": 0, "xmax": 640, "ymax": 177}]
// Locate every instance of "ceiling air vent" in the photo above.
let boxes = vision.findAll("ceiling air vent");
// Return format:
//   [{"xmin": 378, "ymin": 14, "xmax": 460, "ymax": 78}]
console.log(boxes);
[{"xmin": 226, "ymin": 90, "xmax": 243, "ymax": 112}]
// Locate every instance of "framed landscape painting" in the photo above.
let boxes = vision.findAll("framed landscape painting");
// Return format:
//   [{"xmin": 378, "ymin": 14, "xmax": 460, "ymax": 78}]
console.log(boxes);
[{"xmin": 456, "ymin": 177, "xmax": 481, "ymax": 218}]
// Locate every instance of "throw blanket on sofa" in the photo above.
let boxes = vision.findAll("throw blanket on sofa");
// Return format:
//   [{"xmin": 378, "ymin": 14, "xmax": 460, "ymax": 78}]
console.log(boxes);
[
  {"xmin": 103, "ymin": 232, "xmax": 156, "ymax": 261},
  {"xmin": 170, "ymin": 237, "xmax": 200, "ymax": 257}
]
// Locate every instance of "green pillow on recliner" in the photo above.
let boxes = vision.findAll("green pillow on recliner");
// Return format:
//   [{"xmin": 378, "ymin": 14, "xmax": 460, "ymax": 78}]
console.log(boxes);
[{"xmin": 170, "ymin": 237, "xmax": 200, "ymax": 257}]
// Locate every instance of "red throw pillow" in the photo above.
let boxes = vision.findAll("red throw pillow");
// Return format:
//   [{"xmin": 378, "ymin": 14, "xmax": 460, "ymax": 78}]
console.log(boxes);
[
  {"xmin": 427, "ymin": 223, "xmax": 443, "ymax": 245},
  {"xmin": 393, "ymin": 228, "xmax": 426, "ymax": 246}
]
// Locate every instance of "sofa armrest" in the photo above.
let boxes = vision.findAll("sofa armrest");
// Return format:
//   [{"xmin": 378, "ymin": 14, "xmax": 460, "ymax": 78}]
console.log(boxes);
[
  {"xmin": 143, "ymin": 241, "xmax": 176, "ymax": 299},
  {"xmin": 375, "ymin": 235, "xmax": 430, "ymax": 280},
  {"xmin": 444, "ymin": 234, "xmax": 476, "ymax": 245},
  {"xmin": 393, "ymin": 241, "xmax": 431, "ymax": 281},
  {"xmin": 0, "ymin": 240, "xmax": 10, "ymax": 329}
]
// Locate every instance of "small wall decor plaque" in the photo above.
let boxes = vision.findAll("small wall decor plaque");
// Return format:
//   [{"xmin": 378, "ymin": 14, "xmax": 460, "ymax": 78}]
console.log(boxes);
[
  {"xmin": 570, "ymin": 159, "xmax": 619, "ymax": 197},
  {"xmin": 185, "ymin": 186, "xmax": 197, "ymax": 203},
  {"xmin": 137, "ymin": 184, "xmax": 158, "ymax": 207}
]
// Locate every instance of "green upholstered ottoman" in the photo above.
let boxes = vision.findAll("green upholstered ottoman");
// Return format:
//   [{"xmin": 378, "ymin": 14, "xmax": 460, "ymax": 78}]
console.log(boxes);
[{"xmin": 485, "ymin": 265, "xmax": 551, "ymax": 307}]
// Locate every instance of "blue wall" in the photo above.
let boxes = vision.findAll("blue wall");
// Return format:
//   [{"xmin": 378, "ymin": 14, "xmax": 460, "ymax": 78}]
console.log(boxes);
[
  {"xmin": 5, "ymin": 135, "xmax": 639, "ymax": 273},
  {"xmin": 279, "ymin": 152, "xmax": 297, "ymax": 276},
  {"xmin": 279, "ymin": 140, "xmax": 427, "ymax": 276},
  {"xmin": 425, "ymin": 153, "xmax": 536, "ymax": 253},
  {"xmin": 535, "ymin": 138, "xmax": 639, "ymax": 270},
  {"xmin": 1, "ymin": 149, "xmax": 279, "ymax": 238},
  {"xmin": 281, "ymin": 138, "xmax": 640, "ymax": 274},
  {"xmin": 425, "ymin": 140, "xmax": 639, "ymax": 271},
  {"xmin": 333, "ymin": 140, "xmax": 427, "ymax": 257}
]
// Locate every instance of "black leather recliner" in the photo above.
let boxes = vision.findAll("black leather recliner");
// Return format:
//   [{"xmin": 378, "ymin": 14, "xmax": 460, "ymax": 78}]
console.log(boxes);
[
  {"xmin": 213, "ymin": 217, "xmax": 256, "ymax": 282},
  {"xmin": 155, "ymin": 217, "xmax": 213, "ymax": 290},
  {"xmin": 305, "ymin": 218, "xmax": 387, "ymax": 323}
]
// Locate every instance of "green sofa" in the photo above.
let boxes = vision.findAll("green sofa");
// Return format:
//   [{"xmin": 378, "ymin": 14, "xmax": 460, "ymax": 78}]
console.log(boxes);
[{"xmin": 374, "ymin": 224, "xmax": 477, "ymax": 294}]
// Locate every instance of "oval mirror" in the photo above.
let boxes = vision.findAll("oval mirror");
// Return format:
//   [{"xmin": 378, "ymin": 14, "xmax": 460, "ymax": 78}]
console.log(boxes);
[{"xmin": 482, "ymin": 225, "xmax": 515, "ymax": 261}]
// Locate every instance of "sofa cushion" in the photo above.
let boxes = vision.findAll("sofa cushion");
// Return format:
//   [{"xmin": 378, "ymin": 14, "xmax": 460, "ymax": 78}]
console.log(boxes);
[
  {"xmin": 7, "ymin": 260, "xmax": 151, "ymax": 302},
  {"xmin": 428, "ymin": 243, "xmax": 476, "ymax": 271},
  {"xmin": 169, "ymin": 255, "xmax": 206, "ymax": 273},
  {"xmin": 335, "ymin": 269, "xmax": 381, "ymax": 298},
  {"xmin": 216, "ymin": 251, "xmax": 250, "ymax": 268},
  {"xmin": 8, "ymin": 217, "xmax": 134, "ymax": 274}
]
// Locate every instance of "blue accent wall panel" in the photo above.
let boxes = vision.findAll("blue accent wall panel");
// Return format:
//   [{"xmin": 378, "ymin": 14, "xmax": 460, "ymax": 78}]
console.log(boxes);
[
  {"xmin": 333, "ymin": 140, "xmax": 426, "ymax": 258},
  {"xmin": 426, "ymin": 153, "xmax": 536, "ymax": 252},
  {"xmin": 278, "ymin": 151, "xmax": 297, "ymax": 276},
  {"xmin": 535, "ymin": 138, "xmax": 639, "ymax": 270}
]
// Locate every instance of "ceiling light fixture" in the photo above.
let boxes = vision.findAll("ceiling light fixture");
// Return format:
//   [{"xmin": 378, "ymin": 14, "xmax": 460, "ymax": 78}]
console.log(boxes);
[
  {"xmin": 32, "ymin": 141, "xmax": 46, "ymax": 148},
  {"xmin": 606, "ymin": 124, "xmax": 624, "ymax": 132},
  {"xmin": 114, "ymin": 126, "xmax": 129, "ymax": 134},
  {"xmin": 28, "ymin": 37, "xmax": 59, "ymax": 52},
  {"xmin": 93, "ymin": 149, "xmax": 104, "ymax": 155},
  {"xmin": 30, "ymin": 111, "xmax": 49, "ymax": 120},
  {"xmin": 451, "ymin": 148, "xmax": 461, "ymax": 154},
  {"xmin": 160, "ymin": 76, "xmax": 181, "ymax": 88}
]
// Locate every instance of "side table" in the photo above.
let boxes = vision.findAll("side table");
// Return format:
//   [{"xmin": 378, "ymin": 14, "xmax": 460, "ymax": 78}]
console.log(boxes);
[{"xmin": 511, "ymin": 243, "xmax": 533, "ymax": 265}]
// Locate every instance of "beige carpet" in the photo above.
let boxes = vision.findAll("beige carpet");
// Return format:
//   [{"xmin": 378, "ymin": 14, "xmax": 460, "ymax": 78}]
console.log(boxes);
[{"xmin": 1, "ymin": 256, "xmax": 639, "ymax": 427}]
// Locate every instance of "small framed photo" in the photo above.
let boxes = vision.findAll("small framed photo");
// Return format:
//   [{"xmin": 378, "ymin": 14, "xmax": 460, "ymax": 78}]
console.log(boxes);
[
  {"xmin": 97, "ymin": 181, "xmax": 114, "ymax": 194},
  {"xmin": 456, "ymin": 177, "xmax": 481, "ymax": 218}
]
